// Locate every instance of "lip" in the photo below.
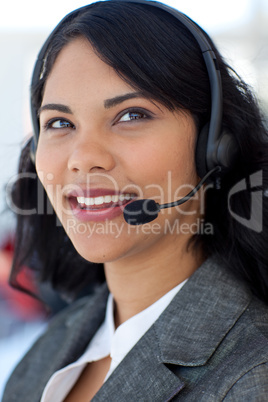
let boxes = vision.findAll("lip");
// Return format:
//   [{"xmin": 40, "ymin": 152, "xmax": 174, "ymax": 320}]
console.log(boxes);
[{"xmin": 65, "ymin": 188, "xmax": 137, "ymax": 222}]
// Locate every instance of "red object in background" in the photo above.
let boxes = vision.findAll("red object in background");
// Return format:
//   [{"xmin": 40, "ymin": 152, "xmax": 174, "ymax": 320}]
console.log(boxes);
[{"xmin": 0, "ymin": 239, "xmax": 45, "ymax": 321}]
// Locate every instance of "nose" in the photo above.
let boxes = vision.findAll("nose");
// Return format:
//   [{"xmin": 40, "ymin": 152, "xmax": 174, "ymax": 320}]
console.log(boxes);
[{"xmin": 67, "ymin": 135, "xmax": 116, "ymax": 174}]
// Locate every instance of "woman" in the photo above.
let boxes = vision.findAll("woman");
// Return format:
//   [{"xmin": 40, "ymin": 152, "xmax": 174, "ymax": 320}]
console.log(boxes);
[{"xmin": 3, "ymin": 0, "xmax": 268, "ymax": 400}]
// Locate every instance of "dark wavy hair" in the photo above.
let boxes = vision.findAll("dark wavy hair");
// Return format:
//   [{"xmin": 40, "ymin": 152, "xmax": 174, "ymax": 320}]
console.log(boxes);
[{"xmin": 9, "ymin": 0, "xmax": 268, "ymax": 302}]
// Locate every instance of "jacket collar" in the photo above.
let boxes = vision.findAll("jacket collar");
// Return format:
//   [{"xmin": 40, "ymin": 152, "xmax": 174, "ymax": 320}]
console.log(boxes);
[{"xmin": 93, "ymin": 257, "xmax": 252, "ymax": 401}]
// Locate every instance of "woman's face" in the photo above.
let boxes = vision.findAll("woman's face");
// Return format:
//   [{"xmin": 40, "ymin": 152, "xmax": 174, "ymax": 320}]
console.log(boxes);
[{"xmin": 36, "ymin": 37, "xmax": 201, "ymax": 264}]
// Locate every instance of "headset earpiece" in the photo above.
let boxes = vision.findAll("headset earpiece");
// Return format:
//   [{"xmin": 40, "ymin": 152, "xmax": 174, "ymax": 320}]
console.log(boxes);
[
  {"xmin": 215, "ymin": 130, "xmax": 239, "ymax": 172},
  {"xmin": 195, "ymin": 124, "xmax": 209, "ymax": 179},
  {"xmin": 195, "ymin": 124, "xmax": 239, "ymax": 179}
]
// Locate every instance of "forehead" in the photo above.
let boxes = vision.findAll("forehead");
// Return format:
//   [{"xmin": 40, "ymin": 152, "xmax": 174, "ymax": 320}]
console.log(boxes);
[{"xmin": 42, "ymin": 37, "xmax": 134, "ymax": 104}]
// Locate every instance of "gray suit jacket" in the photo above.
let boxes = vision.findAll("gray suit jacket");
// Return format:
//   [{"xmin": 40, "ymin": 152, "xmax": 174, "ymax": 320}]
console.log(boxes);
[{"xmin": 3, "ymin": 257, "xmax": 268, "ymax": 401}]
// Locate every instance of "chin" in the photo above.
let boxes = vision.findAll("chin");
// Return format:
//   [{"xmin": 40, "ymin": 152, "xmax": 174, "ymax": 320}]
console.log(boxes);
[
  {"xmin": 74, "ymin": 247, "xmax": 120, "ymax": 265},
  {"xmin": 67, "ymin": 232, "xmax": 122, "ymax": 264}
]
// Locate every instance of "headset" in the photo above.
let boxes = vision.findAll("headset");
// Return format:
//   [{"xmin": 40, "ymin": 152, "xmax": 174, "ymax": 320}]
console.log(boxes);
[{"xmin": 30, "ymin": 0, "xmax": 239, "ymax": 180}]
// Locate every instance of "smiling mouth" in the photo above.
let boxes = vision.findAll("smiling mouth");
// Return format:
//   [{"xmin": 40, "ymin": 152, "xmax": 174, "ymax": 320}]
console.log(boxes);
[{"xmin": 69, "ymin": 193, "xmax": 136, "ymax": 211}]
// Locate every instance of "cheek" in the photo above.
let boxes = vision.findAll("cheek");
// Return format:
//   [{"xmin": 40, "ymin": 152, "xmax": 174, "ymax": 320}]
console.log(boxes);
[
  {"xmin": 36, "ymin": 138, "xmax": 67, "ymax": 179},
  {"xmin": 128, "ymin": 135, "xmax": 197, "ymax": 194},
  {"xmin": 35, "ymin": 142, "xmax": 64, "ymax": 207},
  {"xmin": 35, "ymin": 140, "xmax": 50, "ymax": 176}
]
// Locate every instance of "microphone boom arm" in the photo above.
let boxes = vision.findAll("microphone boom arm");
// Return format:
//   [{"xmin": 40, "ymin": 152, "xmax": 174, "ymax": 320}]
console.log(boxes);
[{"xmin": 158, "ymin": 166, "xmax": 221, "ymax": 210}]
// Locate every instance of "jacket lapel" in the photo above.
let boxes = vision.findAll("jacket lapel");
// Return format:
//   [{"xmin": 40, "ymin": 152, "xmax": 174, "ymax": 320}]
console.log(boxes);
[
  {"xmin": 156, "ymin": 256, "xmax": 252, "ymax": 366},
  {"xmin": 93, "ymin": 323, "xmax": 185, "ymax": 401},
  {"xmin": 94, "ymin": 257, "xmax": 252, "ymax": 401}
]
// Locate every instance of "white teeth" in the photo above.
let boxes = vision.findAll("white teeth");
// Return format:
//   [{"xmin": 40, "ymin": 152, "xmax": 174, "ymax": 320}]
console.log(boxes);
[
  {"xmin": 76, "ymin": 193, "xmax": 133, "ymax": 207},
  {"xmin": 104, "ymin": 195, "xmax": 112, "ymax": 203},
  {"xmin": 85, "ymin": 198, "xmax": 94, "ymax": 206},
  {"xmin": 95, "ymin": 196, "xmax": 104, "ymax": 205}
]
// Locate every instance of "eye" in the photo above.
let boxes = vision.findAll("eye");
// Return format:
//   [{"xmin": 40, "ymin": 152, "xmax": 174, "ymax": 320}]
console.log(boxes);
[
  {"xmin": 44, "ymin": 118, "xmax": 75, "ymax": 130},
  {"xmin": 117, "ymin": 108, "xmax": 152, "ymax": 123}
]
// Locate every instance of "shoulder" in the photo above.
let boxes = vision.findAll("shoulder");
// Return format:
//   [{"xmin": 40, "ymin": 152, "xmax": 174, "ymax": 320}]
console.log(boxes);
[
  {"xmin": 223, "ymin": 294, "xmax": 268, "ymax": 370},
  {"xmin": 161, "ymin": 258, "xmax": 268, "ymax": 399},
  {"xmin": 203, "ymin": 280, "xmax": 268, "ymax": 398},
  {"xmin": 198, "ymin": 260, "xmax": 268, "ymax": 371},
  {"xmin": 2, "ymin": 283, "xmax": 109, "ymax": 402},
  {"xmin": 47, "ymin": 281, "xmax": 109, "ymax": 329},
  {"xmin": 223, "ymin": 362, "xmax": 268, "ymax": 401}
]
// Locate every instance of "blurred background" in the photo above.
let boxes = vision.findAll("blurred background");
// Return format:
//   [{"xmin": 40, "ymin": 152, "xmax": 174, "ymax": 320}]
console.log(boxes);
[{"xmin": 0, "ymin": 0, "xmax": 268, "ymax": 397}]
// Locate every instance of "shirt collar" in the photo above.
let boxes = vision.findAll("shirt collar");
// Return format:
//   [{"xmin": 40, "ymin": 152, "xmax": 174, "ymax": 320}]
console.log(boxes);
[{"xmin": 106, "ymin": 279, "xmax": 187, "ymax": 377}]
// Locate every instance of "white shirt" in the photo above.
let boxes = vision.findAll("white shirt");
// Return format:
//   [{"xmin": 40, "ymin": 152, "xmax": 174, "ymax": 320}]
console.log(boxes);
[{"xmin": 41, "ymin": 280, "xmax": 187, "ymax": 402}]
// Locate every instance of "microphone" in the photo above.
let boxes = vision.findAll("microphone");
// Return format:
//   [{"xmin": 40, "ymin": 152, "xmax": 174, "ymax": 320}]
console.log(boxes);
[{"xmin": 123, "ymin": 167, "xmax": 220, "ymax": 225}]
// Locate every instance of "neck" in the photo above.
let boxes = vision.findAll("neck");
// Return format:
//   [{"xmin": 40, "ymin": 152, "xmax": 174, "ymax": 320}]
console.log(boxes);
[{"xmin": 104, "ymin": 235, "xmax": 204, "ymax": 328}]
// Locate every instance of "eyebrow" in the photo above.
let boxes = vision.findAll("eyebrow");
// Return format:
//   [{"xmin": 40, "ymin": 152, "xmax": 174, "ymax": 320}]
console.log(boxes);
[
  {"xmin": 38, "ymin": 92, "xmax": 146, "ymax": 116},
  {"xmin": 104, "ymin": 92, "xmax": 145, "ymax": 109},
  {"xmin": 38, "ymin": 103, "xmax": 73, "ymax": 116}
]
